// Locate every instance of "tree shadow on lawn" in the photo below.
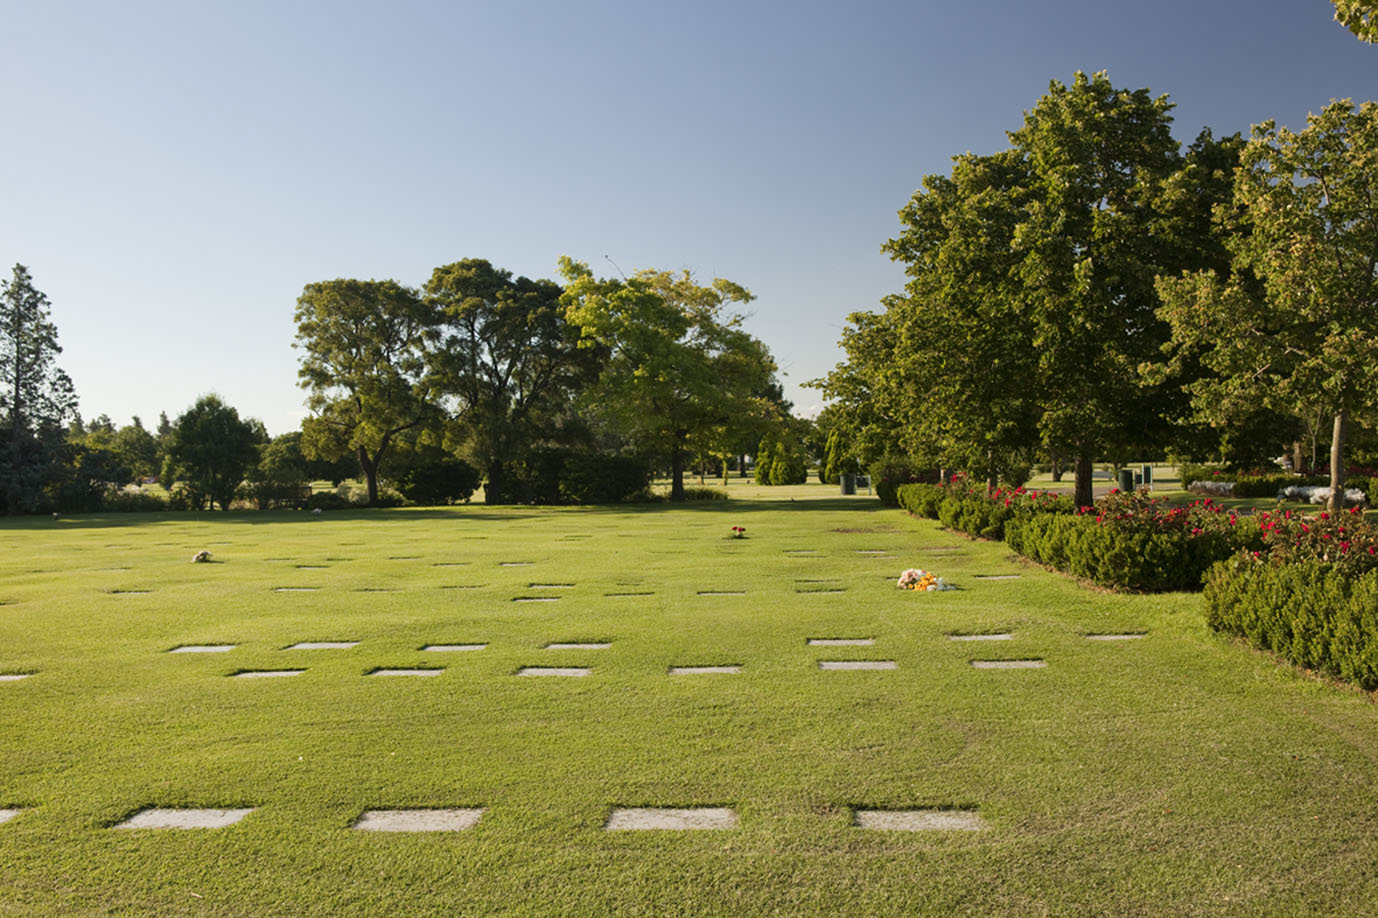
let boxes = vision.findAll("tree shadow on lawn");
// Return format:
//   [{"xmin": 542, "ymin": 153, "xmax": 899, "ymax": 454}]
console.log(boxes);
[{"xmin": 1, "ymin": 498, "xmax": 881, "ymax": 531}]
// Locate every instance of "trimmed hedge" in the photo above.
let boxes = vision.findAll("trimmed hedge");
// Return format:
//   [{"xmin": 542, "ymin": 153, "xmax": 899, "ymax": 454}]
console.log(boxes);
[{"xmin": 1204, "ymin": 559, "xmax": 1378, "ymax": 690}]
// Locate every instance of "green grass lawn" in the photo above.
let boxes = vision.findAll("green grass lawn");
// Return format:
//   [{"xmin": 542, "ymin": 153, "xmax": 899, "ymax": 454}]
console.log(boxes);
[{"xmin": 2, "ymin": 489, "xmax": 1378, "ymax": 915}]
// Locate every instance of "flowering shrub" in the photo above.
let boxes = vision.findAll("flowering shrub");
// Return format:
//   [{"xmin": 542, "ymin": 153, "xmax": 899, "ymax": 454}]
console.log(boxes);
[
  {"xmin": 1278, "ymin": 484, "xmax": 1368, "ymax": 506},
  {"xmin": 1187, "ymin": 479, "xmax": 1235, "ymax": 497},
  {"xmin": 896, "ymin": 480, "xmax": 1072, "ymax": 541},
  {"xmin": 1005, "ymin": 491, "xmax": 1262, "ymax": 592}
]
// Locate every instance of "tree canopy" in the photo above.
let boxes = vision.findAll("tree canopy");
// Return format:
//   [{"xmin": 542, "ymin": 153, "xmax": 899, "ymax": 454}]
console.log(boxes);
[
  {"xmin": 559, "ymin": 258, "xmax": 779, "ymax": 501},
  {"xmin": 294, "ymin": 278, "xmax": 438, "ymax": 506},
  {"xmin": 162, "ymin": 395, "xmax": 264, "ymax": 510}
]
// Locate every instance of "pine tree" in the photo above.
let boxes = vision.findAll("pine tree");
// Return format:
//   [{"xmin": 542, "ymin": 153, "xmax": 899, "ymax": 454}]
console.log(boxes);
[{"xmin": 0, "ymin": 265, "xmax": 76, "ymax": 513}]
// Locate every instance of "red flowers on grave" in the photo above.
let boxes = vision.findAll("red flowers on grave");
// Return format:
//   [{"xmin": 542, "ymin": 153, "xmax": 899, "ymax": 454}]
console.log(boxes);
[{"xmin": 729, "ymin": 525, "xmax": 747, "ymax": 539}]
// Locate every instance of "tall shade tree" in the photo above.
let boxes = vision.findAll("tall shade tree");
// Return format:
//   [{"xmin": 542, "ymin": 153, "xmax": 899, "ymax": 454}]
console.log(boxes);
[
  {"xmin": 0, "ymin": 264, "xmax": 76, "ymax": 513},
  {"xmin": 558, "ymin": 257, "xmax": 778, "ymax": 501},
  {"xmin": 1157, "ymin": 99, "xmax": 1378, "ymax": 511},
  {"xmin": 162, "ymin": 395, "xmax": 264, "ymax": 510},
  {"xmin": 1009, "ymin": 71, "xmax": 1182, "ymax": 506},
  {"xmin": 425, "ymin": 259, "xmax": 590, "ymax": 504},
  {"xmin": 1334, "ymin": 0, "xmax": 1378, "ymax": 41},
  {"xmin": 294, "ymin": 279, "xmax": 438, "ymax": 506},
  {"xmin": 878, "ymin": 149, "xmax": 1042, "ymax": 487}
]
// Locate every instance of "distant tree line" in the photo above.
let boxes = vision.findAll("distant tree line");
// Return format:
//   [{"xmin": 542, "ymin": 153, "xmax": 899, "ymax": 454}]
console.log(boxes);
[{"xmin": 0, "ymin": 258, "xmax": 819, "ymax": 514}]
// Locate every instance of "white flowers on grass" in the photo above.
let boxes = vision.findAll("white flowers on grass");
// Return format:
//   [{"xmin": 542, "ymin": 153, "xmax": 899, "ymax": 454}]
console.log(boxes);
[
  {"xmin": 1278, "ymin": 485, "xmax": 1368, "ymax": 506},
  {"xmin": 1188, "ymin": 480, "xmax": 1234, "ymax": 497},
  {"xmin": 191, "ymin": 550, "xmax": 212, "ymax": 563},
  {"xmin": 311, "ymin": 508, "xmax": 322, "ymax": 516}
]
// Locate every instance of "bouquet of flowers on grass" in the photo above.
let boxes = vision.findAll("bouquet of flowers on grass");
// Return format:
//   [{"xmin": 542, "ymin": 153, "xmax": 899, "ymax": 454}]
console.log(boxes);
[{"xmin": 897, "ymin": 568, "xmax": 953, "ymax": 591}]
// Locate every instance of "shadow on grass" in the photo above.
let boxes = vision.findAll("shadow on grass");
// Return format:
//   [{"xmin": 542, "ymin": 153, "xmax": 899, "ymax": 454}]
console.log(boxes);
[{"xmin": 0, "ymin": 497, "xmax": 884, "ymax": 530}]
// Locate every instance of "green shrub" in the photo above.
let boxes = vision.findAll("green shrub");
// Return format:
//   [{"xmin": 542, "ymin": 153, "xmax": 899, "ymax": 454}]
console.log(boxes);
[
  {"xmin": 559, "ymin": 454, "xmax": 651, "ymax": 504},
  {"xmin": 305, "ymin": 492, "xmax": 352, "ymax": 511},
  {"xmin": 679, "ymin": 486, "xmax": 728, "ymax": 501},
  {"xmin": 1231, "ymin": 473, "xmax": 1325, "ymax": 498},
  {"xmin": 397, "ymin": 458, "xmax": 481, "ymax": 505},
  {"xmin": 1205, "ymin": 558, "xmax": 1378, "ymax": 690},
  {"xmin": 896, "ymin": 483, "xmax": 944, "ymax": 518},
  {"xmin": 101, "ymin": 489, "xmax": 169, "ymax": 512},
  {"xmin": 1178, "ymin": 463, "xmax": 1228, "ymax": 487},
  {"xmin": 869, "ymin": 455, "xmax": 931, "ymax": 507}
]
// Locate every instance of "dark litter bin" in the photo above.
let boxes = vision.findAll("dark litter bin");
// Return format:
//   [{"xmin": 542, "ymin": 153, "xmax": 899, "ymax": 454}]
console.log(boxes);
[
  {"xmin": 840, "ymin": 473, "xmax": 856, "ymax": 495},
  {"xmin": 1117, "ymin": 468, "xmax": 1135, "ymax": 493}
]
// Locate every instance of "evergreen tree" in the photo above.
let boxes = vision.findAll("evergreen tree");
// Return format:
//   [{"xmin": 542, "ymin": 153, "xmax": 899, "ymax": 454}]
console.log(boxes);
[{"xmin": 0, "ymin": 265, "xmax": 76, "ymax": 513}]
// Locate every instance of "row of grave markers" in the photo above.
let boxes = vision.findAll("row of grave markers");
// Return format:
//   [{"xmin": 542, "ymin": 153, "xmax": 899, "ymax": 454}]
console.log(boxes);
[
  {"xmin": 0, "ymin": 805, "xmax": 985, "ymax": 833},
  {"xmin": 0, "ymin": 633, "xmax": 1146, "ymax": 681}
]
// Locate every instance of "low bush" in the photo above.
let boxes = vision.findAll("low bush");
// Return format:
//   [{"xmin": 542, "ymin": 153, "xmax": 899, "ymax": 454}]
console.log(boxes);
[
  {"xmin": 897, "ymin": 480, "xmax": 1072, "ymax": 541},
  {"xmin": 1205, "ymin": 558, "xmax": 1378, "ymax": 690},
  {"xmin": 870, "ymin": 455, "xmax": 933, "ymax": 507},
  {"xmin": 101, "ymin": 489, "xmax": 169, "ymax": 512},
  {"xmin": 397, "ymin": 458, "xmax": 481, "ymax": 505},
  {"xmin": 1232, "ymin": 473, "xmax": 1325, "ymax": 498},
  {"xmin": 304, "ymin": 492, "xmax": 352, "ymax": 511},
  {"xmin": 679, "ymin": 486, "xmax": 728, "ymax": 501}
]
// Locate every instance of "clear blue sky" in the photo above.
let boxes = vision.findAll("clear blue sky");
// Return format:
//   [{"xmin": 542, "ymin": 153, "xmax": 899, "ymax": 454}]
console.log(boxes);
[{"xmin": 1, "ymin": 0, "xmax": 1373, "ymax": 434}]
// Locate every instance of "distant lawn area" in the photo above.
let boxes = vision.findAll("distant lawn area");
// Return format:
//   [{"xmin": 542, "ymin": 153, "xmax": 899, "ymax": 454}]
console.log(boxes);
[{"xmin": 2, "ymin": 488, "xmax": 1377, "ymax": 915}]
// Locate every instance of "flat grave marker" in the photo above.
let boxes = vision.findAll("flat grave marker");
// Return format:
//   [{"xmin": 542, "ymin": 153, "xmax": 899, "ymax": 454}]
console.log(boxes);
[
  {"xmin": 421, "ymin": 644, "xmax": 487, "ymax": 652},
  {"xmin": 807, "ymin": 638, "xmax": 874, "ymax": 647},
  {"xmin": 545, "ymin": 642, "xmax": 611, "ymax": 650},
  {"xmin": 0, "ymin": 673, "xmax": 33, "ymax": 682},
  {"xmin": 353, "ymin": 808, "xmax": 484, "ymax": 832},
  {"xmin": 970, "ymin": 659, "xmax": 1046, "ymax": 669},
  {"xmin": 605, "ymin": 807, "xmax": 738, "ymax": 830},
  {"xmin": 853, "ymin": 808, "xmax": 986, "ymax": 831},
  {"xmin": 368, "ymin": 668, "xmax": 444, "ymax": 677},
  {"xmin": 168, "ymin": 645, "xmax": 236, "ymax": 654},
  {"xmin": 517, "ymin": 667, "xmax": 590, "ymax": 677},
  {"xmin": 285, "ymin": 641, "xmax": 360, "ymax": 650},
  {"xmin": 949, "ymin": 633, "xmax": 1014, "ymax": 642},
  {"xmin": 818, "ymin": 660, "xmax": 897, "ymax": 670},
  {"xmin": 0, "ymin": 809, "xmax": 19, "ymax": 824},
  {"xmin": 114, "ymin": 808, "xmax": 253, "ymax": 830},
  {"xmin": 232, "ymin": 670, "xmax": 304, "ymax": 679},
  {"xmin": 669, "ymin": 665, "xmax": 741, "ymax": 675}
]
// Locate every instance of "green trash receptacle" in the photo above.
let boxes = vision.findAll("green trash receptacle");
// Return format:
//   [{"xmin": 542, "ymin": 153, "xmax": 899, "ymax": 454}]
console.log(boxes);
[{"xmin": 1117, "ymin": 468, "xmax": 1135, "ymax": 493}]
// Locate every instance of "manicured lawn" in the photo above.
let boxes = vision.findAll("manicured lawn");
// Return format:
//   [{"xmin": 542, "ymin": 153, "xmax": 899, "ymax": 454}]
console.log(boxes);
[{"xmin": 2, "ymin": 490, "xmax": 1377, "ymax": 915}]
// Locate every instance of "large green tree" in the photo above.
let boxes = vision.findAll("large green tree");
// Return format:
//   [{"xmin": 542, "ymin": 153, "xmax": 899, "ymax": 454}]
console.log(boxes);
[
  {"xmin": 558, "ymin": 258, "xmax": 778, "ymax": 501},
  {"xmin": 1334, "ymin": 0, "xmax": 1378, "ymax": 41},
  {"xmin": 1008, "ymin": 71, "xmax": 1184, "ymax": 506},
  {"xmin": 294, "ymin": 278, "xmax": 438, "ymax": 506},
  {"xmin": 1157, "ymin": 99, "xmax": 1378, "ymax": 510},
  {"xmin": 0, "ymin": 264, "xmax": 76, "ymax": 513},
  {"xmin": 162, "ymin": 395, "xmax": 264, "ymax": 510},
  {"xmin": 425, "ymin": 259, "xmax": 591, "ymax": 503}
]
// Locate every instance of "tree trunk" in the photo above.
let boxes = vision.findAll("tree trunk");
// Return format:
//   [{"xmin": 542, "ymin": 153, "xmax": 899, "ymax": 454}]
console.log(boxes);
[
  {"xmin": 1073, "ymin": 455, "xmax": 1093, "ymax": 509},
  {"xmin": 721, "ymin": 457, "xmax": 729, "ymax": 486},
  {"xmin": 1329, "ymin": 411, "xmax": 1347, "ymax": 513},
  {"xmin": 738, "ymin": 453, "xmax": 747, "ymax": 478},
  {"xmin": 670, "ymin": 445, "xmax": 686, "ymax": 502},
  {"xmin": 358, "ymin": 446, "xmax": 379, "ymax": 507},
  {"xmin": 1050, "ymin": 449, "xmax": 1063, "ymax": 482},
  {"xmin": 485, "ymin": 463, "xmax": 506, "ymax": 504},
  {"xmin": 1292, "ymin": 441, "xmax": 1303, "ymax": 473}
]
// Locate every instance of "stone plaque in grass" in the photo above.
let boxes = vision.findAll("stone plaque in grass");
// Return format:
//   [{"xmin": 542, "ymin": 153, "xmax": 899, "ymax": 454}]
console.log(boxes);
[
  {"xmin": 353, "ymin": 808, "xmax": 484, "ymax": 832},
  {"xmin": 517, "ymin": 667, "xmax": 590, "ymax": 677},
  {"xmin": 853, "ymin": 808, "xmax": 985, "ymax": 831},
  {"xmin": 115, "ymin": 808, "xmax": 253, "ymax": 829},
  {"xmin": 168, "ymin": 644, "xmax": 236, "ymax": 653},
  {"xmin": 513, "ymin": 596, "xmax": 559, "ymax": 603},
  {"xmin": 421, "ymin": 644, "xmax": 487, "ymax": 652},
  {"xmin": 948, "ymin": 633, "xmax": 1013, "ymax": 642},
  {"xmin": 697, "ymin": 591, "xmax": 745, "ymax": 596},
  {"xmin": 286, "ymin": 641, "xmax": 360, "ymax": 650},
  {"xmin": 273, "ymin": 587, "xmax": 318, "ymax": 593},
  {"xmin": 500, "ymin": 561, "xmax": 534, "ymax": 567},
  {"xmin": 544, "ymin": 642, "xmax": 610, "ymax": 650},
  {"xmin": 0, "ymin": 808, "xmax": 19, "ymax": 824},
  {"xmin": 232, "ymin": 670, "xmax": 305, "ymax": 679},
  {"xmin": 529, "ymin": 583, "xmax": 574, "ymax": 589},
  {"xmin": 669, "ymin": 665, "xmax": 741, "ymax": 675},
  {"xmin": 818, "ymin": 660, "xmax": 897, "ymax": 670},
  {"xmin": 0, "ymin": 673, "xmax": 33, "ymax": 682},
  {"xmin": 970, "ymin": 659, "xmax": 1046, "ymax": 669},
  {"xmin": 807, "ymin": 638, "xmax": 874, "ymax": 647},
  {"xmin": 368, "ymin": 668, "xmax": 444, "ymax": 677},
  {"xmin": 972, "ymin": 575, "xmax": 1022, "ymax": 581},
  {"xmin": 1086, "ymin": 633, "xmax": 1146, "ymax": 641},
  {"xmin": 605, "ymin": 807, "xmax": 738, "ymax": 830}
]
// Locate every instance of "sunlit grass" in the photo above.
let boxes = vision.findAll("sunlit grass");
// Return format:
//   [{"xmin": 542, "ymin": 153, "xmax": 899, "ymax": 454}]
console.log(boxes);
[{"xmin": 1, "ymin": 494, "xmax": 1376, "ymax": 914}]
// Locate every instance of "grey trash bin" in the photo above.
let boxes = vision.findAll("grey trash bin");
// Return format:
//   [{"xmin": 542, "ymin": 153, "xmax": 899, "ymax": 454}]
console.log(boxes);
[
  {"xmin": 1117, "ymin": 468, "xmax": 1135, "ymax": 493},
  {"xmin": 840, "ymin": 473, "xmax": 856, "ymax": 495}
]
